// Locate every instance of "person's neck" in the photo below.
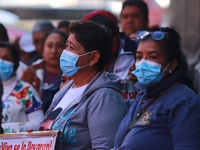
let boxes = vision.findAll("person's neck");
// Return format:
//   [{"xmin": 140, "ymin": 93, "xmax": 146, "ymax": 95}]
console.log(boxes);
[
  {"xmin": 72, "ymin": 69, "xmax": 98, "ymax": 88},
  {"xmin": 45, "ymin": 63, "xmax": 61, "ymax": 74}
]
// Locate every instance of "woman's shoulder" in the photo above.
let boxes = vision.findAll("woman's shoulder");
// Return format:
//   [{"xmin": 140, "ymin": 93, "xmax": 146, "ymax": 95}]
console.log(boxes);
[
  {"xmin": 16, "ymin": 80, "xmax": 42, "ymax": 102},
  {"xmin": 94, "ymin": 72, "xmax": 121, "ymax": 89},
  {"xmin": 32, "ymin": 59, "xmax": 45, "ymax": 71},
  {"xmin": 23, "ymin": 59, "xmax": 44, "ymax": 74},
  {"xmin": 163, "ymin": 83, "xmax": 200, "ymax": 105},
  {"xmin": 18, "ymin": 79, "xmax": 32, "ymax": 86},
  {"xmin": 170, "ymin": 83, "xmax": 198, "ymax": 97}
]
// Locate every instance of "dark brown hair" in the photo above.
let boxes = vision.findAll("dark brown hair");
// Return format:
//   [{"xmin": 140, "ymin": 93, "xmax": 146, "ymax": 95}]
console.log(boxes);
[{"xmin": 69, "ymin": 21, "xmax": 113, "ymax": 71}]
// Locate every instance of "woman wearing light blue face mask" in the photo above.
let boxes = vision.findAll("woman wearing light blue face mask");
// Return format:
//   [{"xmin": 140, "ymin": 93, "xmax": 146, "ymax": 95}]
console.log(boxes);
[
  {"xmin": 0, "ymin": 42, "xmax": 44, "ymax": 132},
  {"xmin": 39, "ymin": 21, "xmax": 127, "ymax": 150},
  {"xmin": 113, "ymin": 27, "xmax": 200, "ymax": 150}
]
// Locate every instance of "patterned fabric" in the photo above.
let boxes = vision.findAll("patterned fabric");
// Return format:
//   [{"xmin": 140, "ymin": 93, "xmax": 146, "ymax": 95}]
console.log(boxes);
[{"xmin": 2, "ymin": 80, "xmax": 42, "ymax": 123}]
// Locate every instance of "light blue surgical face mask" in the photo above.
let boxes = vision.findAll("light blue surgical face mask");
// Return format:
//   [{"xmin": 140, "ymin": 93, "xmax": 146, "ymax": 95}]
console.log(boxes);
[
  {"xmin": 132, "ymin": 59, "xmax": 170, "ymax": 85},
  {"xmin": 60, "ymin": 49, "xmax": 91, "ymax": 77},
  {"xmin": 0, "ymin": 59, "xmax": 14, "ymax": 81}
]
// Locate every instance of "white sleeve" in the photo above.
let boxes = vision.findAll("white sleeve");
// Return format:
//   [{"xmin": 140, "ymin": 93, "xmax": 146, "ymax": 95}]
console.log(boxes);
[{"xmin": 19, "ymin": 109, "xmax": 44, "ymax": 132}]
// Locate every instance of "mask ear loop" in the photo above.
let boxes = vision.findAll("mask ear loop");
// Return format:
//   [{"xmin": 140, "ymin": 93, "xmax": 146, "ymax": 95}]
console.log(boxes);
[
  {"xmin": 78, "ymin": 51, "xmax": 92, "ymax": 69},
  {"xmin": 162, "ymin": 63, "xmax": 171, "ymax": 73},
  {"xmin": 78, "ymin": 51, "xmax": 91, "ymax": 58}
]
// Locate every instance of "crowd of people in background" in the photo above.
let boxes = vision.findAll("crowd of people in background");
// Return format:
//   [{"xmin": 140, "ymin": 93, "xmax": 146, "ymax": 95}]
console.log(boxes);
[{"xmin": 0, "ymin": 0, "xmax": 200, "ymax": 149}]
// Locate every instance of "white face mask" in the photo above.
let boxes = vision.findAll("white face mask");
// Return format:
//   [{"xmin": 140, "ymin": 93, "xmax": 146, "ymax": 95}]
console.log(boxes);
[{"xmin": 60, "ymin": 49, "xmax": 91, "ymax": 77}]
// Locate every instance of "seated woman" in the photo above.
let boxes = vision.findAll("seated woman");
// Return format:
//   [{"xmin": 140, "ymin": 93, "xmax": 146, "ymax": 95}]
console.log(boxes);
[
  {"xmin": 113, "ymin": 27, "xmax": 200, "ymax": 149},
  {"xmin": 39, "ymin": 21, "xmax": 127, "ymax": 149},
  {"xmin": 0, "ymin": 42, "xmax": 44, "ymax": 132}
]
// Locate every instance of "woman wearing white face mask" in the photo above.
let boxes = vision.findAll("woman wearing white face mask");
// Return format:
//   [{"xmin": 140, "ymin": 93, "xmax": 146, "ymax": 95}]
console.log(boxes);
[
  {"xmin": 113, "ymin": 27, "xmax": 200, "ymax": 150},
  {"xmin": 39, "ymin": 21, "xmax": 127, "ymax": 150},
  {"xmin": 0, "ymin": 42, "xmax": 44, "ymax": 132}
]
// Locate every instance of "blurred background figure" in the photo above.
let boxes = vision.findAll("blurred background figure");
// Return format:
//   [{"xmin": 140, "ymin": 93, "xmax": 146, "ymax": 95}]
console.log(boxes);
[
  {"xmin": 57, "ymin": 20, "xmax": 70, "ymax": 35},
  {"xmin": 41, "ymin": 21, "xmax": 71, "ymax": 113},
  {"xmin": 0, "ymin": 42, "xmax": 44, "ymax": 132},
  {"xmin": 120, "ymin": 0, "xmax": 149, "ymax": 37},
  {"xmin": 0, "ymin": 22, "xmax": 27, "ymax": 79},
  {"xmin": 19, "ymin": 33, "xmax": 38, "ymax": 65},
  {"xmin": 32, "ymin": 19, "xmax": 55, "ymax": 60},
  {"xmin": 59, "ymin": 73, "xmax": 71, "ymax": 89},
  {"xmin": 21, "ymin": 29, "xmax": 67, "ymax": 99}
]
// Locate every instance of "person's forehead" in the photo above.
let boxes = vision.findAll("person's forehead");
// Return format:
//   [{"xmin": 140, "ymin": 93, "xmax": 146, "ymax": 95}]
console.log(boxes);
[
  {"xmin": 138, "ymin": 39, "xmax": 162, "ymax": 50},
  {"xmin": 0, "ymin": 47, "xmax": 13, "ymax": 61},
  {"xmin": 67, "ymin": 34, "xmax": 83, "ymax": 48},
  {"xmin": 122, "ymin": 6, "xmax": 143, "ymax": 14},
  {"xmin": 0, "ymin": 47, "xmax": 11, "ymax": 55},
  {"xmin": 45, "ymin": 33, "xmax": 64, "ymax": 40},
  {"xmin": 32, "ymin": 30, "xmax": 46, "ymax": 38}
]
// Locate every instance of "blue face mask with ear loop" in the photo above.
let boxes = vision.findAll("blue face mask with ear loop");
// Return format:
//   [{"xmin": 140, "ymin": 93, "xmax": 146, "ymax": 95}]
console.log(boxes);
[
  {"xmin": 60, "ymin": 49, "xmax": 91, "ymax": 77},
  {"xmin": 132, "ymin": 59, "xmax": 170, "ymax": 85},
  {"xmin": 0, "ymin": 59, "xmax": 14, "ymax": 81}
]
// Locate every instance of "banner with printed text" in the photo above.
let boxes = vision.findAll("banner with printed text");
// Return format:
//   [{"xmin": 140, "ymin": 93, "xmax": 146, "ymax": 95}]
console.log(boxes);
[{"xmin": 0, "ymin": 131, "xmax": 58, "ymax": 150}]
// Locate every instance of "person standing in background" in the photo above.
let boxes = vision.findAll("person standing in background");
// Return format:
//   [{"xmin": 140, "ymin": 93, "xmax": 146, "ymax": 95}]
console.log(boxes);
[
  {"xmin": 120, "ymin": 0, "xmax": 149, "ymax": 38},
  {"xmin": 32, "ymin": 19, "xmax": 55, "ymax": 60},
  {"xmin": 57, "ymin": 20, "xmax": 71, "ymax": 35},
  {"xmin": 41, "ymin": 21, "xmax": 71, "ymax": 113},
  {"xmin": 21, "ymin": 29, "xmax": 67, "ymax": 98},
  {"xmin": 19, "ymin": 33, "xmax": 38, "ymax": 65}
]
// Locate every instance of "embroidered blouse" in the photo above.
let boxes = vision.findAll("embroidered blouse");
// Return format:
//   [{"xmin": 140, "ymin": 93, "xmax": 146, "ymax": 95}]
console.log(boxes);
[{"xmin": 2, "ymin": 76, "xmax": 44, "ymax": 131}]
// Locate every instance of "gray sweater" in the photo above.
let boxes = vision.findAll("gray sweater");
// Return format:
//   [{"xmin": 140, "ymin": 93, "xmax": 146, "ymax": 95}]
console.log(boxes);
[{"xmin": 44, "ymin": 72, "xmax": 128, "ymax": 150}]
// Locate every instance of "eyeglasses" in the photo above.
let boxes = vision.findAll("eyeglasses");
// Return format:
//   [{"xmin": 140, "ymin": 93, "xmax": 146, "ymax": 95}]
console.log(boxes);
[{"xmin": 136, "ymin": 31, "xmax": 167, "ymax": 41}]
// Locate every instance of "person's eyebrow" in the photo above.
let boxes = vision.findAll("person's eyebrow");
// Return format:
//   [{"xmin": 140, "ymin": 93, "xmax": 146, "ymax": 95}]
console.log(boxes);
[{"xmin": 66, "ymin": 40, "xmax": 77, "ymax": 49}]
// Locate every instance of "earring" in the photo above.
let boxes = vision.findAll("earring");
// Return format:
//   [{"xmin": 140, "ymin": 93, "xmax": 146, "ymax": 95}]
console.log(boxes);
[{"xmin": 169, "ymin": 70, "xmax": 172, "ymax": 73}]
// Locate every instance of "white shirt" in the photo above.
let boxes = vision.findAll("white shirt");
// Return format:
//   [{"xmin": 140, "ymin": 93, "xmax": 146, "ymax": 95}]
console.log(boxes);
[
  {"xmin": 113, "ymin": 39, "xmax": 135, "ymax": 79},
  {"xmin": 16, "ymin": 61, "xmax": 28, "ymax": 79},
  {"xmin": 54, "ymin": 84, "xmax": 88, "ymax": 111},
  {"xmin": 2, "ymin": 76, "xmax": 17, "ymax": 101}
]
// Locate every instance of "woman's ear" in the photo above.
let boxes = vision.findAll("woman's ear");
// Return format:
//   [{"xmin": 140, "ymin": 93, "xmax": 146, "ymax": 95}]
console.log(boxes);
[
  {"xmin": 89, "ymin": 50, "xmax": 100, "ymax": 67},
  {"xmin": 169, "ymin": 60, "xmax": 177, "ymax": 73}
]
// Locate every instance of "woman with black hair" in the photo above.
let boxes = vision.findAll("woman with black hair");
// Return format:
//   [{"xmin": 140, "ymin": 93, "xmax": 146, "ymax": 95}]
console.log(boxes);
[
  {"xmin": 113, "ymin": 27, "xmax": 200, "ymax": 150},
  {"xmin": 0, "ymin": 42, "xmax": 44, "ymax": 132}
]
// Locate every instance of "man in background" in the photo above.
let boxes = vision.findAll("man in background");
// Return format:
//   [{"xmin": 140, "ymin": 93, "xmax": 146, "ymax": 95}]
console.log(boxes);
[
  {"xmin": 120, "ymin": 0, "xmax": 149, "ymax": 37},
  {"xmin": 32, "ymin": 19, "xmax": 54, "ymax": 60}
]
